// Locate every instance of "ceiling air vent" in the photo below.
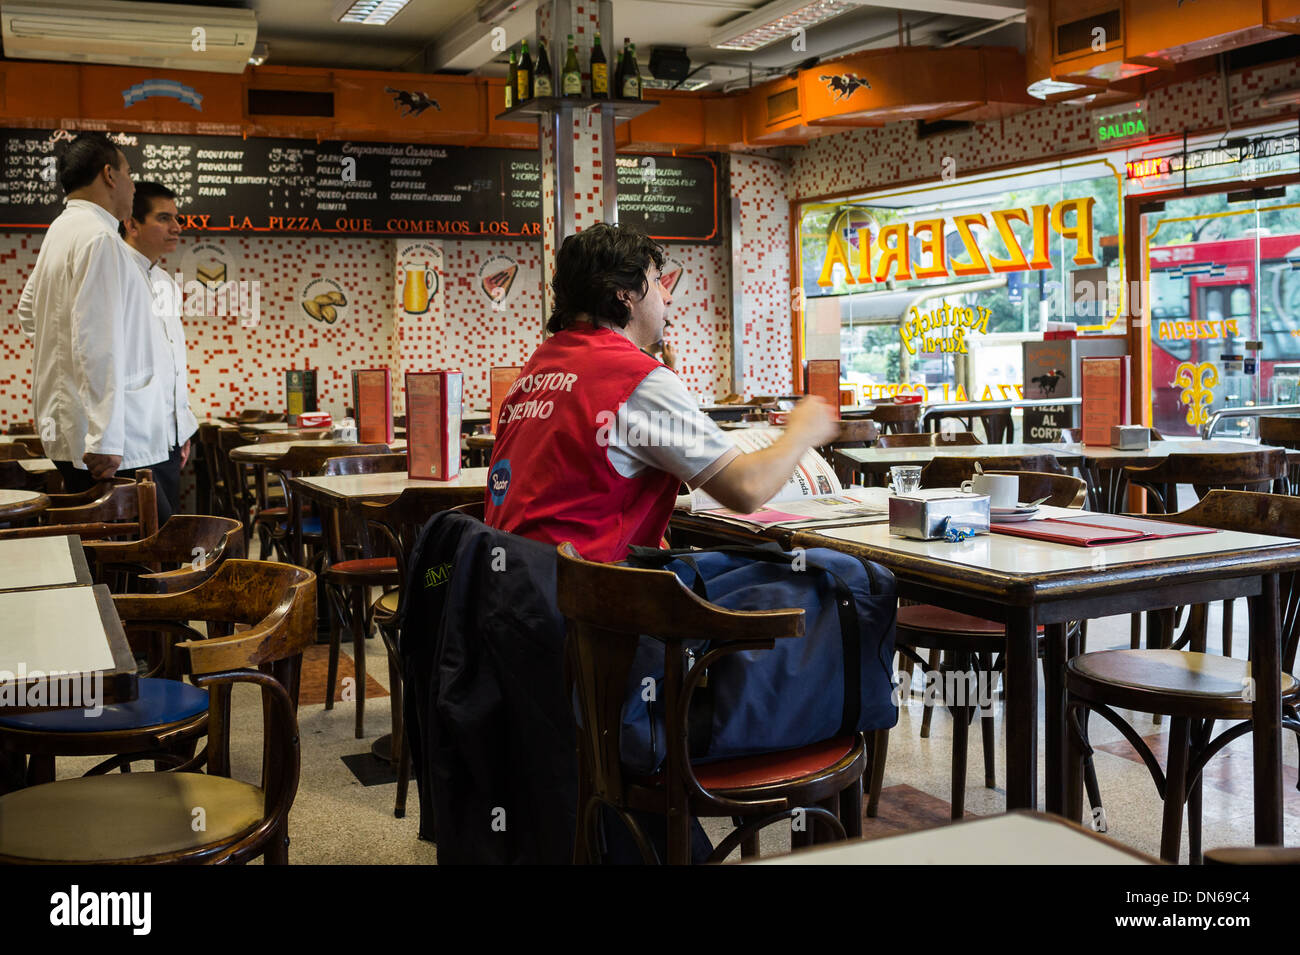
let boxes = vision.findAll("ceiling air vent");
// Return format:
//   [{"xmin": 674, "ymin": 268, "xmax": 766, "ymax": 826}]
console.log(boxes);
[
  {"xmin": 766, "ymin": 87, "xmax": 799, "ymax": 124},
  {"xmin": 247, "ymin": 89, "xmax": 335, "ymax": 117},
  {"xmin": 1056, "ymin": 9, "xmax": 1120, "ymax": 58}
]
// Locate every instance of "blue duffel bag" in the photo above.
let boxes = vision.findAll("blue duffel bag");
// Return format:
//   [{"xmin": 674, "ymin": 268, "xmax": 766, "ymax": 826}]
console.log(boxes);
[{"xmin": 618, "ymin": 542, "xmax": 898, "ymax": 775}]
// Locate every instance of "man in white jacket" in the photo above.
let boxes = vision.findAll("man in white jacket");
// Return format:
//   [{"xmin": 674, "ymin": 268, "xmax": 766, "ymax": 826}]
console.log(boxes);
[
  {"xmin": 118, "ymin": 182, "xmax": 199, "ymax": 520},
  {"xmin": 18, "ymin": 132, "xmax": 182, "ymax": 522}
]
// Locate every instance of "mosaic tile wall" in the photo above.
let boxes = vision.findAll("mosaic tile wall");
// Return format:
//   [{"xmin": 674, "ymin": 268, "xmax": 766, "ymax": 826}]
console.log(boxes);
[
  {"xmin": 0, "ymin": 231, "xmax": 732, "ymax": 429},
  {"xmin": 732, "ymin": 152, "xmax": 795, "ymax": 397},
  {"xmin": 790, "ymin": 60, "xmax": 1300, "ymax": 199}
]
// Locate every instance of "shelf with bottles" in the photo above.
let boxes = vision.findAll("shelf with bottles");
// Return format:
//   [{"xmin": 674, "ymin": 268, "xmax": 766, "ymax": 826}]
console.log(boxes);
[{"xmin": 494, "ymin": 98, "xmax": 659, "ymax": 123}]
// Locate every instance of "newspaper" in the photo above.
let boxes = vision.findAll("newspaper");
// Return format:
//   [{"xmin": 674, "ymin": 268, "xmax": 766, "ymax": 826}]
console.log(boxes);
[{"xmin": 679, "ymin": 429, "xmax": 891, "ymax": 529}]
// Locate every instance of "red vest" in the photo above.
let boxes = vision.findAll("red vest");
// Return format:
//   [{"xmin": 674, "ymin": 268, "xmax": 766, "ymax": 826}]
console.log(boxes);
[{"xmin": 485, "ymin": 325, "xmax": 680, "ymax": 563}]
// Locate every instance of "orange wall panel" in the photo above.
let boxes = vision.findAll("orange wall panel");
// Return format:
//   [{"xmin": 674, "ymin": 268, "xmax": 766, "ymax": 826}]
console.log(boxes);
[
  {"xmin": 79, "ymin": 67, "xmax": 245, "ymax": 128},
  {"xmin": 0, "ymin": 63, "xmax": 80, "ymax": 127},
  {"xmin": 333, "ymin": 73, "xmax": 481, "ymax": 139},
  {"xmin": 621, "ymin": 92, "xmax": 705, "ymax": 151},
  {"xmin": 1125, "ymin": 0, "xmax": 1266, "ymax": 58}
]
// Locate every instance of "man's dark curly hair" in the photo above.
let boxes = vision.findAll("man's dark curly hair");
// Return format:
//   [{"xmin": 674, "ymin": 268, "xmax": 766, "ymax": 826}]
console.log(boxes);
[{"xmin": 547, "ymin": 223, "xmax": 665, "ymax": 334}]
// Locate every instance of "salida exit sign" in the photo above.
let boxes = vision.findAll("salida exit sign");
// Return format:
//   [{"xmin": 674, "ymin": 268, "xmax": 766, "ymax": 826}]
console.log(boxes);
[{"xmin": 1094, "ymin": 102, "xmax": 1148, "ymax": 145}]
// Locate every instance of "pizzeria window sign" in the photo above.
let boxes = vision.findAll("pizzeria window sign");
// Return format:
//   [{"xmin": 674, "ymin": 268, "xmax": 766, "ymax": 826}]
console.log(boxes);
[{"xmin": 815, "ymin": 197, "xmax": 1098, "ymax": 288}]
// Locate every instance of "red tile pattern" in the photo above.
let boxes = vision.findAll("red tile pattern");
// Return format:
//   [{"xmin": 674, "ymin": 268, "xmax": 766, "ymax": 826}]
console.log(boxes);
[{"xmin": 733, "ymin": 153, "xmax": 794, "ymax": 397}]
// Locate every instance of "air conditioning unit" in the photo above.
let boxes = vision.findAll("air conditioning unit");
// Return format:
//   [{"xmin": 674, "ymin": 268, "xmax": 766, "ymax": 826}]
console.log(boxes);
[{"xmin": 1, "ymin": 0, "xmax": 259, "ymax": 74}]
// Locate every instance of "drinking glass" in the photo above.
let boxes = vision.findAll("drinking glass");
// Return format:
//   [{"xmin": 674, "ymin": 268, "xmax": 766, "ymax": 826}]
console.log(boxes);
[{"xmin": 889, "ymin": 465, "xmax": 922, "ymax": 494}]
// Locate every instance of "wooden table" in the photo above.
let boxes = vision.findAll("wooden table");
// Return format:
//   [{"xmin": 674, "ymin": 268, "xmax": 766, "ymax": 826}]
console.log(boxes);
[
  {"xmin": 671, "ymin": 505, "xmax": 1300, "ymax": 845},
  {"xmin": 228, "ymin": 439, "xmax": 408, "ymax": 463},
  {"xmin": 0, "ymin": 584, "xmax": 137, "ymax": 714},
  {"xmin": 0, "ymin": 489, "xmax": 49, "ymax": 522},
  {"xmin": 0, "ymin": 536, "xmax": 92, "ymax": 591},
  {"xmin": 835, "ymin": 438, "xmax": 1279, "ymax": 509},
  {"xmin": 751, "ymin": 811, "xmax": 1158, "ymax": 865}
]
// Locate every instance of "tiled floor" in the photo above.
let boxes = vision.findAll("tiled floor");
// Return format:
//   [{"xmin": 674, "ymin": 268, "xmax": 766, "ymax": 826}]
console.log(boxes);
[{"xmin": 50, "ymin": 591, "xmax": 1296, "ymax": 864}]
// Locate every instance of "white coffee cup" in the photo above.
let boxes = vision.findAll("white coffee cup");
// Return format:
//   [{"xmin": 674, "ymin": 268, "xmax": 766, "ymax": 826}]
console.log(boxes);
[{"xmin": 960, "ymin": 473, "xmax": 1019, "ymax": 508}]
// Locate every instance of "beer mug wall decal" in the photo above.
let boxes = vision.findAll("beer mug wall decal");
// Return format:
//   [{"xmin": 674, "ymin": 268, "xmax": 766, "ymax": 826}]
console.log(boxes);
[{"xmin": 402, "ymin": 266, "xmax": 438, "ymax": 315}]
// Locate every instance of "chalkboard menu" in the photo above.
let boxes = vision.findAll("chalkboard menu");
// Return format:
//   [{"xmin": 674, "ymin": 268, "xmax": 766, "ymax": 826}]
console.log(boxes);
[
  {"xmin": 0, "ymin": 129, "xmax": 720, "ymax": 242},
  {"xmin": 614, "ymin": 154, "xmax": 719, "ymax": 243}
]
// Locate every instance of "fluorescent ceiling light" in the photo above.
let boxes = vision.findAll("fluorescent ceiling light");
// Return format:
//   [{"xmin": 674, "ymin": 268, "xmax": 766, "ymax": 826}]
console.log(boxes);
[
  {"xmin": 334, "ymin": 0, "xmax": 410, "ymax": 25},
  {"xmin": 710, "ymin": 0, "xmax": 865, "ymax": 52}
]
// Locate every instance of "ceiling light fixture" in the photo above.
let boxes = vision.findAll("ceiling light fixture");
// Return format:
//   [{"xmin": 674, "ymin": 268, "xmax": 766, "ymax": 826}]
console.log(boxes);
[
  {"xmin": 710, "ymin": 0, "xmax": 865, "ymax": 52},
  {"xmin": 333, "ymin": 0, "xmax": 410, "ymax": 25}
]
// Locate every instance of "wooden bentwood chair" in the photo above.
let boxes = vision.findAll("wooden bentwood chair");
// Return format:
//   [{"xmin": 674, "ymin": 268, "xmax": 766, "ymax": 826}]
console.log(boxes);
[
  {"xmin": 557, "ymin": 541, "xmax": 868, "ymax": 864},
  {"xmin": 0, "ymin": 559, "xmax": 316, "ymax": 864},
  {"xmin": 1066, "ymin": 490, "xmax": 1300, "ymax": 864}
]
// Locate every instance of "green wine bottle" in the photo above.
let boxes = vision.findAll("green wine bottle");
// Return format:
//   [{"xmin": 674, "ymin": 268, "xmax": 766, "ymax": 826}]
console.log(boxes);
[
  {"xmin": 562, "ymin": 34, "xmax": 581, "ymax": 97},
  {"xmin": 623, "ymin": 42, "xmax": 641, "ymax": 100},
  {"xmin": 534, "ymin": 40, "xmax": 554, "ymax": 97}
]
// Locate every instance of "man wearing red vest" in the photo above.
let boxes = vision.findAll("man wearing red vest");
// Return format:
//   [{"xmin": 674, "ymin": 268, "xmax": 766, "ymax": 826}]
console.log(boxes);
[{"xmin": 486, "ymin": 223, "xmax": 838, "ymax": 562}]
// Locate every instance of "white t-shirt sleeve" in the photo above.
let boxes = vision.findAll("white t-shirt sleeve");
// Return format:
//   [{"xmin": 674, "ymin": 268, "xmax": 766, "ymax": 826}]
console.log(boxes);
[{"xmin": 606, "ymin": 367, "xmax": 739, "ymax": 488}]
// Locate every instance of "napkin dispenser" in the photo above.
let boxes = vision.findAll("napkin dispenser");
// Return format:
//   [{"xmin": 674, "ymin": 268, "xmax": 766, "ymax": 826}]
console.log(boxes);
[
  {"xmin": 1110, "ymin": 425, "xmax": 1150, "ymax": 450},
  {"xmin": 889, "ymin": 489, "xmax": 991, "ymax": 540}
]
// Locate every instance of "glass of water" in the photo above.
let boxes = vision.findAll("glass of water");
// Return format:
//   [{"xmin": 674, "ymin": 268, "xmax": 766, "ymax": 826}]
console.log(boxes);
[{"xmin": 889, "ymin": 465, "xmax": 922, "ymax": 494}]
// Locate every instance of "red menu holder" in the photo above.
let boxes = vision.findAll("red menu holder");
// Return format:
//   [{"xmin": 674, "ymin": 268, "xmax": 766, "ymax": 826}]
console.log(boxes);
[
  {"xmin": 806, "ymin": 359, "xmax": 841, "ymax": 420},
  {"xmin": 406, "ymin": 370, "xmax": 463, "ymax": 481},
  {"xmin": 489, "ymin": 366, "xmax": 523, "ymax": 435},
  {"xmin": 1081, "ymin": 356, "xmax": 1130, "ymax": 446},
  {"xmin": 352, "ymin": 368, "xmax": 394, "ymax": 445}
]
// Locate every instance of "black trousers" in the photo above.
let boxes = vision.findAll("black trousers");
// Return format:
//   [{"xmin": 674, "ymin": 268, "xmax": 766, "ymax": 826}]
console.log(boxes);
[{"xmin": 54, "ymin": 444, "xmax": 183, "ymax": 526}]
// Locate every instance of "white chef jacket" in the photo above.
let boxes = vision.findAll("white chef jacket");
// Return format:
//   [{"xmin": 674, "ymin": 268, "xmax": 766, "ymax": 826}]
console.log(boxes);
[
  {"xmin": 18, "ymin": 199, "xmax": 173, "ymax": 469},
  {"xmin": 139, "ymin": 254, "xmax": 199, "ymax": 450}
]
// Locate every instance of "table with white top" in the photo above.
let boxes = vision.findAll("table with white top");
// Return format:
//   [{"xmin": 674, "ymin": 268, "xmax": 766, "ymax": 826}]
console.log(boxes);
[
  {"xmin": 671, "ymin": 503, "xmax": 1300, "ymax": 845},
  {"xmin": 0, "ymin": 535, "xmax": 92, "ymax": 592},
  {"xmin": 751, "ymin": 811, "xmax": 1158, "ymax": 865},
  {"xmin": 15, "ymin": 458, "xmax": 56, "ymax": 475},
  {"xmin": 0, "ymin": 488, "xmax": 49, "ymax": 522},
  {"xmin": 0, "ymin": 584, "xmax": 137, "ymax": 714},
  {"xmin": 228, "ymin": 439, "xmax": 407, "ymax": 462},
  {"xmin": 835, "ymin": 439, "xmax": 1280, "ymax": 510}
]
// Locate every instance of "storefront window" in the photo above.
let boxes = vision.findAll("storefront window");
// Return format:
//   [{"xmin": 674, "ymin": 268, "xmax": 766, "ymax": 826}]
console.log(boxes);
[{"xmin": 796, "ymin": 157, "xmax": 1125, "ymax": 401}]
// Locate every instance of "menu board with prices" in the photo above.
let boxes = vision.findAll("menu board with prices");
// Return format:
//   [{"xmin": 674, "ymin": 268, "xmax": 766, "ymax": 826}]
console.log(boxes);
[
  {"xmin": 612, "ymin": 153, "xmax": 719, "ymax": 243},
  {"xmin": 0, "ymin": 130, "xmax": 721, "ymax": 242}
]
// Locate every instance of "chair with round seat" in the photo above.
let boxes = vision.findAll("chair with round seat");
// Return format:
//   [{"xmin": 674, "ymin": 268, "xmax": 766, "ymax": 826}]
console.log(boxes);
[
  {"xmin": 0, "ymin": 520, "xmax": 248, "ymax": 788},
  {"xmin": 0, "ymin": 442, "xmax": 34, "ymax": 461},
  {"xmin": 1259, "ymin": 416, "xmax": 1300, "ymax": 495},
  {"xmin": 314, "ymin": 451, "xmax": 412, "ymax": 741},
  {"xmin": 875, "ymin": 431, "xmax": 982, "ymax": 449},
  {"xmin": 869, "ymin": 402, "xmax": 922, "ymax": 436},
  {"xmin": 256, "ymin": 442, "xmax": 389, "ymax": 565},
  {"xmin": 558, "ymin": 540, "xmax": 867, "ymax": 864},
  {"xmin": 917, "ymin": 453, "xmax": 1067, "ymax": 489},
  {"xmin": 0, "ymin": 559, "xmax": 315, "ymax": 867},
  {"xmin": 1065, "ymin": 490, "xmax": 1300, "ymax": 864},
  {"xmin": 1123, "ymin": 447, "xmax": 1288, "ymax": 657},
  {"xmin": 867, "ymin": 468, "xmax": 1088, "ymax": 821},
  {"xmin": 0, "ymin": 472, "xmax": 159, "ymax": 544},
  {"xmin": 347, "ymin": 491, "xmax": 482, "ymax": 812}
]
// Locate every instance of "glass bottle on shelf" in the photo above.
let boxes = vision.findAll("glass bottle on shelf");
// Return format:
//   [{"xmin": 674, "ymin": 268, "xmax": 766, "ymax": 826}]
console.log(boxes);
[
  {"xmin": 517, "ymin": 40, "xmax": 533, "ymax": 103},
  {"xmin": 590, "ymin": 32, "xmax": 608, "ymax": 98},
  {"xmin": 505, "ymin": 49, "xmax": 516, "ymax": 109},
  {"xmin": 614, "ymin": 38, "xmax": 627, "ymax": 99},
  {"xmin": 534, "ymin": 40, "xmax": 554, "ymax": 97},
  {"xmin": 562, "ymin": 34, "xmax": 581, "ymax": 97},
  {"xmin": 621, "ymin": 38, "xmax": 641, "ymax": 100}
]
